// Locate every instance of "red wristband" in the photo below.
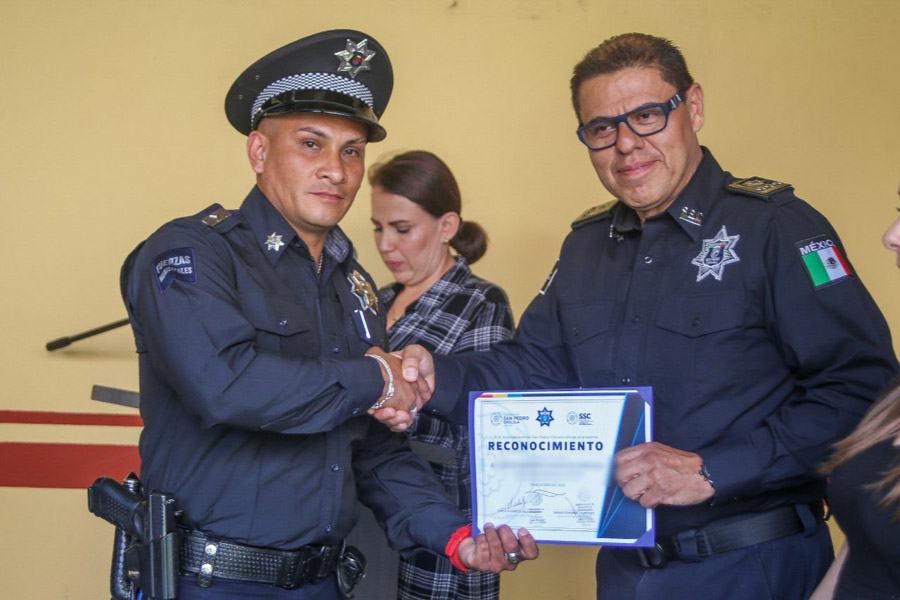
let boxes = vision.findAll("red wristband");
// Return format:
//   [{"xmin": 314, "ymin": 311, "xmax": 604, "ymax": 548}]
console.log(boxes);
[{"xmin": 445, "ymin": 524, "xmax": 472, "ymax": 573}]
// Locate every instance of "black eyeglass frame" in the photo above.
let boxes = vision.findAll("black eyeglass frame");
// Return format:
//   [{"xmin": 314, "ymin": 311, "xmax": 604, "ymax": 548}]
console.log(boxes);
[{"xmin": 576, "ymin": 89, "xmax": 688, "ymax": 151}]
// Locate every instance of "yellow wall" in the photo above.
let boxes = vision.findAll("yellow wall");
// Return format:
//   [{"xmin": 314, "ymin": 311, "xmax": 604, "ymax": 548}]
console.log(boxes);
[{"xmin": 1, "ymin": 0, "xmax": 899, "ymax": 598}]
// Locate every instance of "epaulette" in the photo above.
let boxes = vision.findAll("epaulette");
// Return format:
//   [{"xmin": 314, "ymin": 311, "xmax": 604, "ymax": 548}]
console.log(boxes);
[
  {"xmin": 572, "ymin": 200, "xmax": 617, "ymax": 230},
  {"xmin": 200, "ymin": 206, "xmax": 233, "ymax": 227},
  {"xmin": 727, "ymin": 177, "xmax": 793, "ymax": 201}
]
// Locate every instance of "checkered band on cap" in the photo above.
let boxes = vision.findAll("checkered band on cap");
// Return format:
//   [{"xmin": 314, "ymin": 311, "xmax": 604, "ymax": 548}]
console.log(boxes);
[{"xmin": 250, "ymin": 73, "xmax": 375, "ymax": 128}]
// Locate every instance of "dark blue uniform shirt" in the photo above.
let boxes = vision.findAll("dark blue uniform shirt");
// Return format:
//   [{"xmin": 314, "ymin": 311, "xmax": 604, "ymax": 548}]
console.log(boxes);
[
  {"xmin": 121, "ymin": 186, "xmax": 466, "ymax": 552},
  {"xmin": 429, "ymin": 150, "xmax": 898, "ymax": 536}
]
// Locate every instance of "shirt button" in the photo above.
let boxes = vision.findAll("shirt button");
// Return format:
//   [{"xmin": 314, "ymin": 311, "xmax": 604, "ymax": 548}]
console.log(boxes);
[
  {"xmin": 631, "ymin": 315, "xmax": 640, "ymax": 323},
  {"xmin": 692, "ymin": 317, "xmax": 701, "ymax": 327},
  {"xmin": 351, "ymin": 408, "xmax": 360, "ymax": 416},
  {"xmin": 621, "ymin": 377, "xmax": 631, "ymax": 384},
  {"xmin": 331, "ymin": 464, "xmax": 339, "ymax": 472},
  {"xmin": 278, "ymin": 319, "xmax": 288, "ymax": 328},
  {"xmin": 331, "ymin": 346, "xmax": 340, "ymax": 354},
  {"xmin": 325, "ymin": 524, "xmax": 332, "ymax": 533},
  {"xmin": 572, "ymin": 327, "xmax": 579, "ymax": 337},
  {"xmin": 643, "ymin": 256, "xmax": 652, "ymax": 264}
]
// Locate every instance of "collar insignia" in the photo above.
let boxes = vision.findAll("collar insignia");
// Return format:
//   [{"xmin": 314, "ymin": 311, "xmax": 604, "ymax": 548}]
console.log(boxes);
[
  {"xmin": 679, "ymin": 206, "xmax": 704, "ymax": 227},
  {"xmin": 265, "ymin": 232, "xmax": 285, "ymax": 252},
  {"xmin": 347, "ymin": 270, "xmax": 378, "ymax": 313},
  {"xmin": 334, "ymin": 39, "xmax": 376, "ymax": 78},
  {"xmin": 691, "ymin": 225, "xmax": 740, "ymax": 282}
]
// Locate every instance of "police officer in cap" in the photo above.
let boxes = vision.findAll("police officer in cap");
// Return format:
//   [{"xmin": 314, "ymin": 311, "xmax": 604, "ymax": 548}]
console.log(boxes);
[
  {"xmin": 120, "ymin": 29, "xmax": 537, "ymax": 599},
  {"xmin": 394, "ymin": 33, "xmax": 897, "ymax": 599}
]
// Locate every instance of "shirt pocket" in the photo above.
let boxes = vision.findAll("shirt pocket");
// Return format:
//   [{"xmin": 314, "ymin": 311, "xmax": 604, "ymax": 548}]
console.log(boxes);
[
  {"xmin": 655, "ymin": 292, "xmax": 744, "ymax": 338},
  {"xmin": 559, "ymin": 300, "xmax": 616, "ymax": 384},
  {"xmin": 651, "ymin": 291, "xmax": 746, "ymax": 421},
  {"xmin": 239, "ymin": 291, "xmax": 315, "ymax": 356}
]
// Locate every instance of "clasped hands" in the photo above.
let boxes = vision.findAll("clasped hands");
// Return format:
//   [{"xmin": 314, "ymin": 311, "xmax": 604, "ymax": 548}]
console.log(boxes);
[
  {"xmin": 365, "ymin": 346, "xmax": 538, "ymax": 572},
  {"xmin": 365, "ymin": 345, "xmax": 435, "ymax": 432}
]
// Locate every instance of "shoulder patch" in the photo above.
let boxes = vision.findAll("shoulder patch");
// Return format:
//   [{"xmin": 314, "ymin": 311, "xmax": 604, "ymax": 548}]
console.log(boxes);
[
  {"xmin": 727, "ymin": 177, "xmax": 793, "ymax": 201},
  {"xmin": 200, "ymin": 207, "xmax": 232, "ymax": 227},
  {"xmin": 153, "ymin": 248, "xmax": 197, "ymax": 292},
  {"xmin": 572, "ymin": 200, "xmax": 617, "ymax": 229},
  {"xmin": 795, "ymin": 234, "xmax": 853, "ymax": 290}
]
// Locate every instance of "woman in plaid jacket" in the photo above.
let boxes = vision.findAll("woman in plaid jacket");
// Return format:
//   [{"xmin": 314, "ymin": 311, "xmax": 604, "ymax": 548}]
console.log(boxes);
[{"xmin": 353, "ymin": 150, "xmax": 515, "ymax": 600}]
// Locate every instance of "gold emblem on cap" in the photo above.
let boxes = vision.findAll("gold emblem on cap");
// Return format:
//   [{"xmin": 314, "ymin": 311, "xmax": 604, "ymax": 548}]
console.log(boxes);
[
  {"xmin": 334, "ymin": 39, "xmax": 376, "ymax": 79},
  {"xmin": 348, "ymin": 270, "xmax": 378, "ymax": 313}
]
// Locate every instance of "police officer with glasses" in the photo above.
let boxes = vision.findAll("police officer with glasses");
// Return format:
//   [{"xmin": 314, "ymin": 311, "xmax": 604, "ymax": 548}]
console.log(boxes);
[{"xmin": 393, "ymin": 32, "xmax": 897, "ymax": 600}]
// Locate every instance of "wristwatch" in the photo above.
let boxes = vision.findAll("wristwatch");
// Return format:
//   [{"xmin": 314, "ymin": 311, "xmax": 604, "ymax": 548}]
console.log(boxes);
[{"xmin": 699, "ymin": 462, "xmax": 715, "ymax": 489}]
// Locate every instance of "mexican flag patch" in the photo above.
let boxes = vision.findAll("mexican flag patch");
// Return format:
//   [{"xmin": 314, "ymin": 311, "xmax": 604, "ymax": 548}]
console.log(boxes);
[{"xmin": 795, "ymin": 235, "xmax": 852, "ymax": 289}]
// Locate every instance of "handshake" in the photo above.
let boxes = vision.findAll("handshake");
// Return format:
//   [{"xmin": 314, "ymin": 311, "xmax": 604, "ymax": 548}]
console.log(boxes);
[
  {"xmin": 365, "ymin": 345, "xmax": 540, "ymax": 573},
  {"xmin": 364, "ymin": 345, "xmax": 539, "ymax": 573},
  {"xmin": 365, "ymin": 344, "xmax": 436, "ymax": 432}
]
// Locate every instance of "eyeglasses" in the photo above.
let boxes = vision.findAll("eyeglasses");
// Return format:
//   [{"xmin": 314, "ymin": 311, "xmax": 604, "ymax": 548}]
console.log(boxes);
[{"xmin": 576, "ymin": 90, "xmax": 687, "ymax": 151}]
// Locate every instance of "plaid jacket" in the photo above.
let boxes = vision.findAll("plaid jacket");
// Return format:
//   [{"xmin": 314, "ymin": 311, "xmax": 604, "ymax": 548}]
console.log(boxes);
[{"xmin": 381, "ymin": 256, "xmax": 514, "ymax": 600}]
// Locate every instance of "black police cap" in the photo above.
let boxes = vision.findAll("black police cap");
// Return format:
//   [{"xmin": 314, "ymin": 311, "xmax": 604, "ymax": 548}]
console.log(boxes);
[{"xmin": 225, "ymin": 29, "xmax": 393, "ymax": 142}]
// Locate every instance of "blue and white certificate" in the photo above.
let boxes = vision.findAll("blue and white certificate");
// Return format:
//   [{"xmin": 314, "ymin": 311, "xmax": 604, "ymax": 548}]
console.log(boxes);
[{"xmin": 469, "ymin": 388, "xmax": 654, "ymax": 546}]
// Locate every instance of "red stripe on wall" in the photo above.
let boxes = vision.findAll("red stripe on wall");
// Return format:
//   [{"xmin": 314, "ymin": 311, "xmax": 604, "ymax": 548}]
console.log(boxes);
[
  {"xmin": 0, "ymin": 410, "xmax": 142, "ymax": 427},
  {"xmin": 0, "ymin": 442, "xmax": 140, "ymax": 488}
]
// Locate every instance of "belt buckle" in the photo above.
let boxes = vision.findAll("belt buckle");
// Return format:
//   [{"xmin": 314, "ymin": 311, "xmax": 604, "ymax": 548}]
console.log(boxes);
[
  {"xmin": 283, "ymin": 545, "xmax": 325, "ymax": 590},
  {"xmin": 636, "ymin": 543, "xmax": 668, "ymax": 570}
]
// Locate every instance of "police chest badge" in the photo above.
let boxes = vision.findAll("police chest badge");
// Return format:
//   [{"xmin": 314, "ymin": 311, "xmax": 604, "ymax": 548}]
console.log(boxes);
[
  {"xmin": 691, "ymin": 225, "xmax": 741, "ymax": 282},
  {"xmin": 347, "ymin": 270, "xmax": 378, "ymax": 313}
]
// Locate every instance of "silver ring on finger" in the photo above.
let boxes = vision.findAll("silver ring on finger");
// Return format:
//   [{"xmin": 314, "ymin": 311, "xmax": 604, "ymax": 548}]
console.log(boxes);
[
  {"xmin": 504, "ymin": 551, "xmax": 522, "ymax": 564},
  {"xmin": 409, "ymin": 406, "xmax": 418, "ymax": 416}
]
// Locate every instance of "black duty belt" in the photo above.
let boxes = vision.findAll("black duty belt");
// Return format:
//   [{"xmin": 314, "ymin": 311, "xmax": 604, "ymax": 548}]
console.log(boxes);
[
  {"xmin": 180, "ymin": 530, "xmax": 343, "ymax": 589},
  {"xmin": 636, "ymin": 502, "xmax": 825, "ymax": 569}
]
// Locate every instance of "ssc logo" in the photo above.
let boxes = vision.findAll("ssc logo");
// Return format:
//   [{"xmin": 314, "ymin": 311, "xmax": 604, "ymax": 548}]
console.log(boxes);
[{"xmin": 567, "ymin": 412, "xmax": 594, "ymax": 425}]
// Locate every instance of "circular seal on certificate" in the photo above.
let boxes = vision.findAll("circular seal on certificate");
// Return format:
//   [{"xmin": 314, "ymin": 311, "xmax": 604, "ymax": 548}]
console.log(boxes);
[{"xmin": 524, "ymin": 491, "xmax": 542, "ymax": 506}]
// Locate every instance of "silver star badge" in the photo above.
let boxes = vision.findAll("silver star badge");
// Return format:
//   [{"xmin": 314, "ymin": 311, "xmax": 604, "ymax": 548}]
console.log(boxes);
[
  {"xmin": 334, "ymin": 39, "xmax": 376, "ymax": 78},
  {"xmin": 691, "ymin": 225, "xmax": 740, "ymax": 282},
  {"xmin": 265, "ymin": 232, "xmax": 285, "ymax": 252}
]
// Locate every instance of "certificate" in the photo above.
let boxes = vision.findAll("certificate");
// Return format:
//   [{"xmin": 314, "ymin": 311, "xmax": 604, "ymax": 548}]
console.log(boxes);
[{"xmin": 469, "ymin": 388, "xmax": 654, "ymax": 546}]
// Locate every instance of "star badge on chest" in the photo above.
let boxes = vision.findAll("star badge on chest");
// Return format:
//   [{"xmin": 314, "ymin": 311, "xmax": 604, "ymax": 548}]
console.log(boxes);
[
  {"xmin": 347, "ymin": 270, "xmax": 378, "ymax": 313},
  {"xmin": 691, "ymin": 225, "xmax": 741, "ymax": 282},
  {"xmin": 265, "ymin": 232, "xmax": 285, "ymax": 252}
]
